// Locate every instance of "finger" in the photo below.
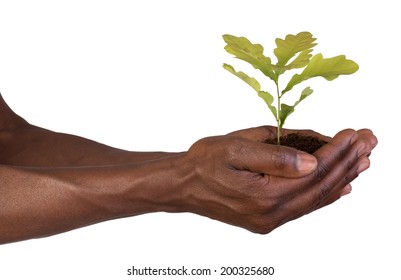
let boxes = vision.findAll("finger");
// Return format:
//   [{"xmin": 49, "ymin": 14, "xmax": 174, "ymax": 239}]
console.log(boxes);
[
  {"xmin": 314, "ymin": 132, "xmax": 375, "ymax": 205},
  {"xmin": 267, "ymin": 129, "xmax": 357, "ymax": 222},
  {"xmin": 307, "ymin": 184, "xmax": 352, "ymax": 215},
  {"xmin": 262, "ymin": 129, "xmax": 376, "ymax": 228},
  {"xmin": 313, "ymin": 129, "xmax": 358, "ymax": 171},
  {"xmin": 295, "ymin": 131, "xmax": 376, "ymax": 221},
  {"xmin": 340, "ymin": 184, "xmax": 353, "ymax": 196},
  {"xmin": 355, "ymin": 129, "xmax": 378, "ymax": 157},
  {"xmin": 357, "ymin": 129, "xmax": 378, "ymax": 145},
  {"xmin": 309, "ymin": 130, "xmax": 361, "ymax": 206},
  {"xmin": 317, "ymin": 130, "xmax": 376, "ymax": 204},
  {"xmin": 281, "ymin": 131, "xmax": 374, "ymax": 221},
  {"xmin": 267, "ymin": 129, "xmax": 358, "ymax": 197},
  {"xmin": 227, "ymin": 137, "xmax": 318, "ymax": 178},
  {"xmin": 318, "ymin": 155, "xmax": 370, "ymax": 209}
]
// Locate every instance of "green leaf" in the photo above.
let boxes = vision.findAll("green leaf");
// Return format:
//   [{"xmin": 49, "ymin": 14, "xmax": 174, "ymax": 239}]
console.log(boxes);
[
  {"xmin": 279, "ymin": 87, "xmax": 313, "ymax": 127},
  {"xmin": 284, "ymin": 49, "xmax": 314, "ymax": 69},
  {"xmin": 279, "ymin": 103, "xmax": 295, "ymax": 127},
  {"xmin": 283, "ymin": 53, "xmax": 359, "ymax": 94},
  {"xmin": 296, "ymin": 86, "xmax": 314, "ymax": 104},
  {"xmin": 222, "ymin": 63, "xmax": 277, "ymax": 119},
  {"xmin": 258, "ymin": 91, "xmax": 277, "ymax": 119},
  {"xmin": 223, "ymin": 34, "xmax": 276, "ymax": 81},
  {"xmin": 271, "ymin": 49, "xmax": 314, "ymax": 72},
  {"xmin": 274, "ymin": 32, "xmax": 317, "ymax": 67},
  {"xmin": 223, "ymin": 63, "xmax": 261, "ymax": 92}
]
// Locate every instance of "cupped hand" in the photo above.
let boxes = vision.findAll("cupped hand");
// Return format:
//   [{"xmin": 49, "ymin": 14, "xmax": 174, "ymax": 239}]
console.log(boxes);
[{"xmin": 179, "ymin": 126, "xmax": 377, "ymax": 234}]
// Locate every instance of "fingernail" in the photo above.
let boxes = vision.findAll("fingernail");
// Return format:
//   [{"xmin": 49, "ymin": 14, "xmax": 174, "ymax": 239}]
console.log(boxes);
[{"xmin": 297, "ymin": 153, "xmax": 318, "ymax": 172}]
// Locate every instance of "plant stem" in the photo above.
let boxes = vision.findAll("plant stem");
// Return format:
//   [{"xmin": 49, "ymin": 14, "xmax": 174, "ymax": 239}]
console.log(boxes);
[{"xmin": 275, "ymin": 82, "xmax": 281, "ymax": 145}]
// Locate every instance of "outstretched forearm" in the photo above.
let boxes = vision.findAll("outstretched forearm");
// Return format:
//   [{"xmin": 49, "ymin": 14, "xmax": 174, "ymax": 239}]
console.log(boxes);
[
  {"xmin": 0, "ymin": 126, "xmax": 377, "ymax": 244},
  {"xmin": 0, "ymin": 153, "xmax": 183, "ymax": 244},
  {"xmin": 0, "ymin": 124, "xmax": 173, "ymax": 167}
]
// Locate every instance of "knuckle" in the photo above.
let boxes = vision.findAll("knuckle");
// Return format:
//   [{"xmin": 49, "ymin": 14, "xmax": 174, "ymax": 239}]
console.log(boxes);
[
  {"xmin": 315, "ymin": 161, "xmax": 330, "ymax": 181},
  {"xmin": 343, "ymin": 174, "xmax": 354, "ymax": 185},
  {"xmin": 318, "ymin": 182, "xmax": 332, "ymax": 203},
  {"xmin": 312, "ymin": 163, "xmax": 335, "ymax": 206},
  {"xmin": 189, "ymin": 136, "xmax": 213, "ymax": 155}
]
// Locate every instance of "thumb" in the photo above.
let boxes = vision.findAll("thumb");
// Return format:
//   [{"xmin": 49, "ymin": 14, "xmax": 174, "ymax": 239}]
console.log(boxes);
[{"xmin": 229, "ymin": 139, "xmax": 318, "ymax": 178}]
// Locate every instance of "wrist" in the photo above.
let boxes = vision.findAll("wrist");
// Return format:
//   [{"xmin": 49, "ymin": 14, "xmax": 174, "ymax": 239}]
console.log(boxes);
[{"xmin": 113, "ymin": 152, "xmax": 190, "ymax": 216}]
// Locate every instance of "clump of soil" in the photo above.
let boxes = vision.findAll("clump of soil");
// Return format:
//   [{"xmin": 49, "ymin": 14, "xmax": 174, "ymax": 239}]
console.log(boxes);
[{"xmin": 264, "ymin": 133, "xmax": 327, "ymax": 154}]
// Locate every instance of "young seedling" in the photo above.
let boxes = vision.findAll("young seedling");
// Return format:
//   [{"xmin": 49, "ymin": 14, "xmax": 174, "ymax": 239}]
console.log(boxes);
[{"xmin": 223, "ymin": 31, "xmax": 359, "ymax": 144}]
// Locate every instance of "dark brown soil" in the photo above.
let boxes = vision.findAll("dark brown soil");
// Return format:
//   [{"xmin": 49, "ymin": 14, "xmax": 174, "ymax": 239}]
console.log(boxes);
[{"xmin": 264, "ymin": 133, "xmax": 327, "ymax": 154}]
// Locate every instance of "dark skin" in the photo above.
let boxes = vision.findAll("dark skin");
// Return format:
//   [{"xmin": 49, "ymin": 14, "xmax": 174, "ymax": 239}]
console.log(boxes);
[{"xmin": 0, "ymin": 94, "xmax": 377, "ymax": 244}]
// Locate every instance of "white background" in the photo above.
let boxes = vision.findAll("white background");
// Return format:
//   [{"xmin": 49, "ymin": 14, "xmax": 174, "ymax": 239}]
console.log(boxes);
[{"xmin": 0, "ymin": 0, "xmax": 398, "ymax": 279}]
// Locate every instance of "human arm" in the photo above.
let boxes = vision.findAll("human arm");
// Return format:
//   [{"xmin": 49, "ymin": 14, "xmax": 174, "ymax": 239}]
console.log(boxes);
[
  {"xmin": 0, "ymin": 153, "xmax": 182, "ymax": 244},
  {"xmin": 0, "ymin": 126, "xmax": 377, "ymax": 244},
  {"xmin": 0, "ymin": 125, "xmax": 171, "ymax": 167},
  {"xmin": 0, "ymin": 94, "xmax": 170, "ymax": 167}
]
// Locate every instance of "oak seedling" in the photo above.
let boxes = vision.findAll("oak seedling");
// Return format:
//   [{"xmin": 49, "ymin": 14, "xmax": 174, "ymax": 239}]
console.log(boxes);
[{"xmin": 223, "ymin": 31, "xmax": 359, "ymax": 144}]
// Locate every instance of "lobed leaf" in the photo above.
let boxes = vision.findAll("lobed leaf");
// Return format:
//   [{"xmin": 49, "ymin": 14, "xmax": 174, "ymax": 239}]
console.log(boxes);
[
  {"xmin": 258, "ymin": 91, "xmax": 277, "ymax": 120},
  {"xmin": 223, "ymin": 34, "xmax": 276, "ymax": 81},
  {"xmin": 284, "ymin": 49, "xmax": 314, "ymax": 70},
  {"xmin": 223, "ymin": 63, "xmax": 261, "ymax": 92},
  {"xmin": 296, "ymin": 86, "xmax": 314, "ymax": 104},
  {"xmin": 274, "ymin": 32, "xmax": 317, "ymax": 67},
  {"xmin": 282, "ymin": 54, "xmax": 359, "ymax": 94},
  {"xmin": 279, "ymin": 87, "xmax": 313, "ymax": 126},
  {"xmin": 279, "ymin": 103, "xmax": 295, "ymax": 128},
  {"xmin": 222, "ymin": 63, "xmax": 277, "ymax": 120},
  {"xmin": 271, "ymin": 49, "xmax": 314, "ymax": 72}
]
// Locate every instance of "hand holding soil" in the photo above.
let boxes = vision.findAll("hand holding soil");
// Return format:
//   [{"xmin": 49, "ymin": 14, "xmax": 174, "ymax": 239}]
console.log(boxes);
[
  {"xmin": 0, "ymin": 95, "xmax": 377, "ymax": 243},
  {"xmin": 179, "ymin": 126, "xmax": 377, "ymax": 234}
]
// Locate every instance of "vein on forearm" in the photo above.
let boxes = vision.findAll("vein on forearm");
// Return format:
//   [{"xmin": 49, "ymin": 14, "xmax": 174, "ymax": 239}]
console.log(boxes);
[{"xmin": 0, "ymin": 154, "xmax": 183, "ymax": 243}]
